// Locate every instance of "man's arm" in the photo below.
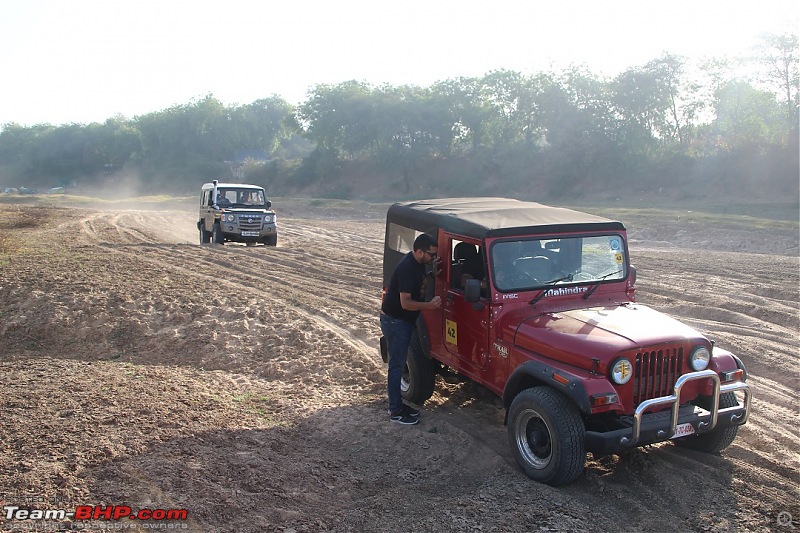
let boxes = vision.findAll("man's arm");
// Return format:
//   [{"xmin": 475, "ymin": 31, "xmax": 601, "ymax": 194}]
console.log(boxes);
[{"xmin": 399, "ymin": 292, "xmax": 441, "ymax": 311}]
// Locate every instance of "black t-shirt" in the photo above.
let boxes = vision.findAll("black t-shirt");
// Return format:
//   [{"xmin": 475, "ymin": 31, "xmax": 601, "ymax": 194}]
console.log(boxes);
[{"xmin": 381, "ymin": 252, "xmax": 427, "ymax": 324}]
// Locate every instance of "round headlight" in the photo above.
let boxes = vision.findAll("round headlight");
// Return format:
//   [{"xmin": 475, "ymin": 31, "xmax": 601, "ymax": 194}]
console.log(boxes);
[
  {"xmin": 226, "ymin": 214, "xmax": 235, "ymax": 222},
  {"xmin": 689, "ymin": 346, "xmax": 711, "ymax": 371},
  {"xmin": 264, "ymin": 215, "xmax": 272, "ymax": 223},
  {"xmin": 610, "ymin": 358, "xmax": 633, "ymax": 385}
]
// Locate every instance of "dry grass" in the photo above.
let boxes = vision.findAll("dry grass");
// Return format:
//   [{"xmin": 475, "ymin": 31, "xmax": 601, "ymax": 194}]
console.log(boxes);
[{"xmin": 0, "ymin": 208, "xmax": 49, "ymax": 255}]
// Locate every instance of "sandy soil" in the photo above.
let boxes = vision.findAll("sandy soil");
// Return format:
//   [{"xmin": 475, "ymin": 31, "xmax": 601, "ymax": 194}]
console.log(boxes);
[{"xmin": 0, "ymin": 200, "xmax": 798, "ymax": 532}]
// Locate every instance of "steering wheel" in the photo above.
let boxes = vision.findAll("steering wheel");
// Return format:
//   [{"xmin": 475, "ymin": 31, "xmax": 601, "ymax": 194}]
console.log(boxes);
[{"xmin": 506, "ymin": 271, "xmax": 538, "ymax": 287}]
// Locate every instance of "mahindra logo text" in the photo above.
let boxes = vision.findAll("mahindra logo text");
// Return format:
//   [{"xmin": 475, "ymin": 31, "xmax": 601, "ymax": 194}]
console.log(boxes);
[{"xmin": 545, "ymin": 286, "xmax": 589, "ymax": 297}]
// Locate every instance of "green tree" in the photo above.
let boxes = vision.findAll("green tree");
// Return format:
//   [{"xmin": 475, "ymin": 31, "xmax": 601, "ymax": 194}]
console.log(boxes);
[
  {"xmin": 480, "ymin": 70, "xmax": 527, "ymax": 146},
  {"xmin": 0, "ymin": 123, "xmax": 52, "ymax": 183},
  {"xmin": 752, "ymin": 32, "xmax": 799, "ymax": 138},
  {"xmin": 643, "ymin": 54, "xmax": 704, "ymax": 146},
  {"xmin": 298, "ymin": 81, "xmax": 378, "ymax": 158},
  {"xmin": 431, "ymin": 77, "xmax": 491, "ymax": 152},
  {"xmin": 371, "ymin": 84, "xmax": 447, "ymax": 192},
  {"xmin": 92, "ymin": 116, "xmax": 142, "ymax": 172},
  {"xmin": 711, "ymin": 81, "xmax": 785, "ymax": 148},
  {"xmin": 231, "ymin": 96, "xmax": 300, "ymax": 156}
]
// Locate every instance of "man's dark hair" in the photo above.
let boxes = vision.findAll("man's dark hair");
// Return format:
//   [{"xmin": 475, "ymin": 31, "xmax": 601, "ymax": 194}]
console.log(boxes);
[{"xmin": 413, "ymin": 233, "xmax": 436, "ymax": 252}]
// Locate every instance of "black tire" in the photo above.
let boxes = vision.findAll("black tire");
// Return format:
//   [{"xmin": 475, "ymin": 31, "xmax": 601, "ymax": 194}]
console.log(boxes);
[
  {"xmin": 199, "ymin": 223, "xmax": 211, "ymax": 244},
  {"xmin": 673, "ymin": 392, "xmax": 740, "ymax": 454},
  {"xmin": 507, "ymin": 387, "xmax": 586, "ymax": 486},
  {"xmin": 264, "ymin": 234, "xmax": 277, "ymax": 246},
  {"xmin": 401, "ymin": 331, "xmax": 436, "ymax": 404},
  {"xmin": 212, "ymin": 222, "xmax": 224, "ymax": 245}
]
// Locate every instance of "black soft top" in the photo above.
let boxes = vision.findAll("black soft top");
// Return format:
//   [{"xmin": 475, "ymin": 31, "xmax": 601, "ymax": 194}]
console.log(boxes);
[{"xmin": 387, "ymin": 198, "xmax": 625, "ymax": 238}]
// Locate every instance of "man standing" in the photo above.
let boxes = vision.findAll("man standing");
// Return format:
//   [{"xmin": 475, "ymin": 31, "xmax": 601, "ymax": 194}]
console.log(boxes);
[{"xmin": 380, "ymin": 233, "xmax": 441, "ymax": 425}]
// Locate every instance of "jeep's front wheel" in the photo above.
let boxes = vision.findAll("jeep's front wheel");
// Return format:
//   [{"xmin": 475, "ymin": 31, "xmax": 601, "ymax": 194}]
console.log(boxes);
[
  {"xmin": 199, "ymin": 223, "xmax": 211, "ymax": 244},
  {"xmin": 507, "ymin": 387, "xmax": 585, "ymax": 486},
  {"xmin": 264, "ymin": 234, "xmax": 277, "ymax": 246},
  {"xmin": 673, "ymin": 392, "xmax": 740, "ymax": 454},
  {"xmin": 401, "ymin": 331, "xmax": 436, "ymax": 404},
  {"xmin": 212, "ymin": 222, "xmax": 224, "ymax": 245}
]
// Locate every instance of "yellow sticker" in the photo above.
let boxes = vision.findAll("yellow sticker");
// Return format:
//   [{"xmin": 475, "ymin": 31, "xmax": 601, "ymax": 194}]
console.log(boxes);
[
  {"xmin": 446, "ymin": 319, "xmax": 458, "ymax": 345},
  {"xmin": 615, "ymin": 253, "xmax": 623, "ymax": 264}
]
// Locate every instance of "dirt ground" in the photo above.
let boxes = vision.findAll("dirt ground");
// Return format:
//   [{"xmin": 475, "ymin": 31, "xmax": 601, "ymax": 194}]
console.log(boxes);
[{"xmin": 0, "ymin": 198, "xmax": 797, "ymax": 533}]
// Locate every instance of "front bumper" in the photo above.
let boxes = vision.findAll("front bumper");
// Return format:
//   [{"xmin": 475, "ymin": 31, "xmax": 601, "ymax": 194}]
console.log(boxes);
[
  {"xmin": 222, "ymin": 223, "xmax": 277, "ymax": 241},
  {"xmin": 586, "ymin": 369, "xmax": 751, "ymax": 454}
]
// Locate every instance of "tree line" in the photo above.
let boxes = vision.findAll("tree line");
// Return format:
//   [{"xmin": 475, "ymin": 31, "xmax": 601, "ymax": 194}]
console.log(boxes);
[{"xmin": 0, "ymin": 33, "xmax": 797, "ymax": 203}]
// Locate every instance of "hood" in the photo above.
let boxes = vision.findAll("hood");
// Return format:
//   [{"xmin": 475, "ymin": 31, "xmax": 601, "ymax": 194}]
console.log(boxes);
[
  {"xmin": 225, "ymin": 207, "xmax": 272, "ymax": 213},
  {"xmin": 513, "ymin": 303, "xmax": 704, "ymax": 369}
]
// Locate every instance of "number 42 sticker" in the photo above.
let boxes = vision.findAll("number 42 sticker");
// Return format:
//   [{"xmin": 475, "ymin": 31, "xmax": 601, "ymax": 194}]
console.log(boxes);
[{"xmin": 446, "ymin": 319, "xmax": 458, "ymax": 345}]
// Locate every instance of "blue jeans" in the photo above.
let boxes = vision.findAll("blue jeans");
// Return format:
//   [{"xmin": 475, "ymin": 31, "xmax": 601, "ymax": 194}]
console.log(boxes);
[{"xmin": 380, "ymin": 314, "xmax": 415, "ymax": 415}]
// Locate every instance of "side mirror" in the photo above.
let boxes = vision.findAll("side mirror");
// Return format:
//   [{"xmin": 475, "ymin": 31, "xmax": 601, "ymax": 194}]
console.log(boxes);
[
  {"xmin": 628, "ymin": 265, "xmax": 637, "ymax": 285},
  {"xmin": 266, "ymin": 200, "xmax": 272, "ymax": 209},
  {"xmin": 464, "ymin": 278, "xmax": 481, "ymax": 302}
]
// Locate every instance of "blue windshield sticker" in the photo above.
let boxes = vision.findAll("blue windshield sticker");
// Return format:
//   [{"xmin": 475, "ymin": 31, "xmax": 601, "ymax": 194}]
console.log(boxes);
[{"xmin": 609, "ymin": 238, "xmax": 621, "ymax": 251}]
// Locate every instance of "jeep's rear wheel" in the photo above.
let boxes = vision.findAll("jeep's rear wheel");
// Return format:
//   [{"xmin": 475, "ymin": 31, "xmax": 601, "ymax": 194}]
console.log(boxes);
[
  {"xmin": 507, "ymin": 387, "xmax": 585, "ymax": 486},
  {"xmin": 199, "ymin": 223, "xmax": 211, "ymax": 244},
  {"xmin": 673, "ymin": 392, "xmax": 740, "ymax": 454},
  {"xmin": 400, "ymin": 331, "xmax": 436, "ymax": 404},
  {"xmin": 212, "ymin": 222, "xmax": 224, "ymax": 245}
]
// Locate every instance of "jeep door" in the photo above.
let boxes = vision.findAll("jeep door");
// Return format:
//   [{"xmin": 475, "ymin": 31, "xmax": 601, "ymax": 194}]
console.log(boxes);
[
  {"xmin": 201, "ymin": 190, "xmax": 215, "ymax": 229},
  {"xmin": 442, "ymin": 237, "xmax": 490, "ymax": 372}
]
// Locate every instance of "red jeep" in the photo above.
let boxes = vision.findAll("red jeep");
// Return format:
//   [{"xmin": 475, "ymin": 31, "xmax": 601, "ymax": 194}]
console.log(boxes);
[{"xmin": 380, "ymin": 198, "xmax": 751, "ymax": 486}]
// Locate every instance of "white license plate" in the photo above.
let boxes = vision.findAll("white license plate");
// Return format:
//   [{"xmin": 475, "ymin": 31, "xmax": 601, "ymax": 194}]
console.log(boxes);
[
  {"xmin": 241, "ymin": 231, "xmax": 260, "ymax": 237},
  {"xmin": 671, "ymin": 422, "xmax": 695, "ymax": 439}
]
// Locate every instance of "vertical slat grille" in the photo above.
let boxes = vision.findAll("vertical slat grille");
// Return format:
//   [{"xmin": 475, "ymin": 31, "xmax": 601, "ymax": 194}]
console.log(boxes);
[{"xmin": 633, "ymin": 347, "xmax": 683, "ymax": 406}]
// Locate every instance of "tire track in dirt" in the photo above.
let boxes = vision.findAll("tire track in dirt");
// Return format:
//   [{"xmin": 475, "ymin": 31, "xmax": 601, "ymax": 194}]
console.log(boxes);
[{"xmin": 75, "ymin": 212, "xmax": 383, "ymax": 368}]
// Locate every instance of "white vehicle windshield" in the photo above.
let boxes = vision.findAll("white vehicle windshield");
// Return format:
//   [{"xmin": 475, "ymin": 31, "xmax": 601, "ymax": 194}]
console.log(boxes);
[
  {"xmin": 491, "ymin": 235, "xmax": 627, "ymax": 292},
  {"xmin": 216, "ymin": 189, "xmax": 266, "ymax": 207}
]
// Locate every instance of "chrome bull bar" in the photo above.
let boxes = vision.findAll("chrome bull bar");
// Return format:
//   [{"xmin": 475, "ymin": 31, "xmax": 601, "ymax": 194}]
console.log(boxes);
[{"xmin": 620, "ymin": 369, "xmax": 751, "ymax": 447}]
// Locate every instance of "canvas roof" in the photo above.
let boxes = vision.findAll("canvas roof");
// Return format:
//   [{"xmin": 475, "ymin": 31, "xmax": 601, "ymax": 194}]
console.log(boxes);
[{"xmin": 387, "ymin": 198, "xmax": 625, "ymax": 238}]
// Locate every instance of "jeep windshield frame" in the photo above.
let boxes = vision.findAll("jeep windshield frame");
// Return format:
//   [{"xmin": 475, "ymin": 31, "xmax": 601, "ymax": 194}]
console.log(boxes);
[
  {"xmin": 489, "ymin": 234, "xmax": 629, "ymax": 293},
  {"xmin": 215, "ymin": 188, "xmax": 267, "ymax": 208}
]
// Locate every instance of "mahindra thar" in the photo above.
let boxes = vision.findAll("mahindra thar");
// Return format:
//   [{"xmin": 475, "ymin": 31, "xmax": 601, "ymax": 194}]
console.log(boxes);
[{"xmin": 379, "ymin": 198, "xmax": 750, "ymax": 486}]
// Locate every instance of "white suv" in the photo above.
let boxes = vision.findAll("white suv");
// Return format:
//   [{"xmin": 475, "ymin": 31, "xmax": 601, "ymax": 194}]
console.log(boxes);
[{"xmin": 197, "ymin": 180, "xmax": 278, "ymax": 246}]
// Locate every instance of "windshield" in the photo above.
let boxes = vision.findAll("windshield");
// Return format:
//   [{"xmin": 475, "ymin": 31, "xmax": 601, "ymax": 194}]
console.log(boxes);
[
  {"xmin": 216, "ymin": 189, "xmax": 266, "ymax": 207},
  {"xmin": 490, "ymin": 235, "xmax": 627, "ymax": 292}
]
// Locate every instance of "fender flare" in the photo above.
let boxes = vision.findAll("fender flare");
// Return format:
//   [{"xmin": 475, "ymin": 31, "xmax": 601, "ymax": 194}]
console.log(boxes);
[
  {"xmin": 503, "ymin": 360, "xmax": 592, "ymax": 416},
  {"xmin": 730, "ymin": 353, "xmax": 748, "ymax": 382}
]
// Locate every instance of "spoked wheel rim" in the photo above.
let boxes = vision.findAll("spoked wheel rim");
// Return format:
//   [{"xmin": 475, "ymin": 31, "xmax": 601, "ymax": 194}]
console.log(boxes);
[{"xmin": 513, "ymin": 409, "xmax": 553, "ymax": 469}]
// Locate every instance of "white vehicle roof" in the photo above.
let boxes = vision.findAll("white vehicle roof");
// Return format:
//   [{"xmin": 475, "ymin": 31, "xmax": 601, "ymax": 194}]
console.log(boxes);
[{"xmin": 201, "ymin": 182, "xmax": 264, "ymax": 190}]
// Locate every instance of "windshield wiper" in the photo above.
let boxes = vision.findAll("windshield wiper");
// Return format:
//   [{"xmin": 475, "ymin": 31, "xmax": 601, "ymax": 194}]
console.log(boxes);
[
  {"xmin": 529, "ymin": 273, "xmax": 574, "ymax": 306},
  {"xmin": 582, "ymin": 270, "xmax": 623, "ymax": 300}
]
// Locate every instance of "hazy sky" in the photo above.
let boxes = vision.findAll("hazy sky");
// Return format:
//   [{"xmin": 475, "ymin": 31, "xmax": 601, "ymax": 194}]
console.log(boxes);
[{"xmin": 0, "ymin": 0, "xmax": 797, "ymax": 127}]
